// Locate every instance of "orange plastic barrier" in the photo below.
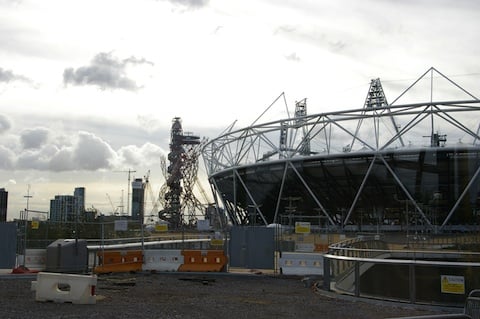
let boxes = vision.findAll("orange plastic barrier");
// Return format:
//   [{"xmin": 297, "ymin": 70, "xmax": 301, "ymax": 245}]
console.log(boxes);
[
  {"xmin": 178, "ymin": 250, "xmax": 227, "ymax": 272},
  {"xmin": 314, "ymin": 244, "xmax": 329, "ymax": 252},
  {"xmin": 94, "ymin": 250, "xmax": 143, "ymax": 274}
]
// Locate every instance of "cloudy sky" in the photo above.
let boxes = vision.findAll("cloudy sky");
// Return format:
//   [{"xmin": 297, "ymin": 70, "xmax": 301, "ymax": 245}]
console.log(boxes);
[{"xmin": 1, "ymin": 0, "xmax": 480, "ymax": 220}]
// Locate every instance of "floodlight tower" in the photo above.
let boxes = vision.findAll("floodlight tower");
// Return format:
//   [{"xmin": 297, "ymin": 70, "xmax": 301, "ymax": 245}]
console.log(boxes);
[{"xmin": 160, "ymin": 117, "xmax": 201, "ymax": 229}]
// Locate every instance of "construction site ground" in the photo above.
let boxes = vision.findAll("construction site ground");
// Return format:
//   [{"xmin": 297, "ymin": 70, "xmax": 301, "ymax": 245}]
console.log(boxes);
[{"xmin": 0, "ymin": 271, "xmax": 460, "ymax": 319}]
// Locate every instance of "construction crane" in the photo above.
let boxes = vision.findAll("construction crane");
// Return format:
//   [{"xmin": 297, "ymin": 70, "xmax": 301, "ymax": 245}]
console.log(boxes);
[
  {"xmin": 106, "ymin": 193, "xmax": 118, "ymax": 215},
  {"xmin": 114, "ymin": 169, "xmax": 136, "ymax": 216},
  {"xmin": 143, "ymin": 170, "xmax": 161, "ymax": 224}
]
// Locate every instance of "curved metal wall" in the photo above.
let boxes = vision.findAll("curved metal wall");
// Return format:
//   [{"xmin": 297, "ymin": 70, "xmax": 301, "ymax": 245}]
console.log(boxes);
[{"xmin": 210, "ymin": 146, "xmax": 480, "ymax": 229}]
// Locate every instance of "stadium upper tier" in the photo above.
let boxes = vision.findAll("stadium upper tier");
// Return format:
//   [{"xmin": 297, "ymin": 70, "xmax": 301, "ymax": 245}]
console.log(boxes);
[{"xmin": 202, "ymin": 68, "xmax": 480, "ymax": 232}]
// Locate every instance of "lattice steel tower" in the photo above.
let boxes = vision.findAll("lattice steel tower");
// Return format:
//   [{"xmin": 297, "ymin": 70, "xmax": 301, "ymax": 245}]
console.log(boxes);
[{"xmin": 159, "ymin": 117, "xmax": 201, "ymax": 229}]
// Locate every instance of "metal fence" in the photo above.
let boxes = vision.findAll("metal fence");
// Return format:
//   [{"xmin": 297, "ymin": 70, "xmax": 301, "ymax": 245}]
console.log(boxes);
[{"xmin": 323, "ymin": 237, "xmax": 480, "ymax": 307}]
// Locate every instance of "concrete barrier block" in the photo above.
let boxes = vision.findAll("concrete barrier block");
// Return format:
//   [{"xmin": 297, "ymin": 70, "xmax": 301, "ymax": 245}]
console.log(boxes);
[
  {"xmin": 295, "ymin": 243, "xmax": 315, "ymax": 252},
  {"xmin": 34, "ymin": 272, "xmax": 97, "ymax": 304},
  {"xmin": 25, "ymin": 249, "xmax": 47, "ymax": 271},
  {"xmin": 280, "ymin": 252, "xmax": 324, "ymax": 276},
  {"xmin": 143, "ymin": 250, "xmax": 184, "ymax": 272}
]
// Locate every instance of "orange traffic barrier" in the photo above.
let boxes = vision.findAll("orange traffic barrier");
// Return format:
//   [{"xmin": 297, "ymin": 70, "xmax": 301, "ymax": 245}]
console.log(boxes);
[
  {"xmin": 178, "ymin": 250, "xmax": 227, "ymax": 272},
  {"xmin": 314, "ymin": 244, "xmax": 329, "ymax": 252},
  {"xmin": 94, "ymin": 250, "xmax": 143, "ymax": 274}
]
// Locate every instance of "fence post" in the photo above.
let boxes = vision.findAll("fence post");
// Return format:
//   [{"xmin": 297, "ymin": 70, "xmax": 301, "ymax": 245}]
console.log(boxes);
[
  {"xmin": 323, "ymin": 256, "xmax": 331, "ymax": 291},
  {"xmin": 354, "ymin": 261, "xmax": 360, "ymax": 297},
  {"xmin": 409, "ymin": 263, "xmax": 416, "ymax": 303}
]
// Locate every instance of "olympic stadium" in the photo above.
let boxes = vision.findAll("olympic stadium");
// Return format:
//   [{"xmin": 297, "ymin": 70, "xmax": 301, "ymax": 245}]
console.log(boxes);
[{"xmin": 202, "ymin": 68, "xmax": 480, "ymax": 233}]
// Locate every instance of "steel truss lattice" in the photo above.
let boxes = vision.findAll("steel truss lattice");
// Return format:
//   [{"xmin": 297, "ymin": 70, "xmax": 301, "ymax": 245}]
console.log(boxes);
[
  {"xmin": 202, "ymin": 68, "xmax": 480, "ymax": 232},
  {"xmin": 158, "ymin": 117, "xmax": 206, "ymax": 228}
]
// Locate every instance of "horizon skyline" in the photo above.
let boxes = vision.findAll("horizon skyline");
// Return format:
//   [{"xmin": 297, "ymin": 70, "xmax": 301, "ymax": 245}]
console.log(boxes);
[{"xmin": 2, "ymin": 0, "xmax": 480, "ymax": 220}]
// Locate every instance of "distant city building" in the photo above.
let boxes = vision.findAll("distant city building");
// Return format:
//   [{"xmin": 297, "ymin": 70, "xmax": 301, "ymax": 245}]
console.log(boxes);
[
  {"xmin": 50, "ymin": 195, "xmax": 74, "ymax": 222},
  {"xmin": 0, "ymin": 188, "xmax": 7, "ymax": 222},
  {"xmin": 74, "ymin": 187, "xmax": 85, "ymax": 218},
  {"xmin": 131, "ymin": 178, "xmax": 145, "ymax": 221},
  {"xmin": 49, "ymin": 187, "xmax": 86, "ymax": 222}
]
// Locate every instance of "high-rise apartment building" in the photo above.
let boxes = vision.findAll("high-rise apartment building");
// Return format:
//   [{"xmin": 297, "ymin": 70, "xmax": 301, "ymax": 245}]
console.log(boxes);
[
  {"xmin": 0, "ymin": 188, "xmax": 7, "ymax": 222},
  {"xmin": 50, "ymin": 195, "xmax": 74, "ymax": 222},
  {"xmin": 74, "ymin": 187, "xmax": 85, "ymax": 218},
  {"xmin": 49, "ymin": 187, "xmax": 86, "ymax": 222},
  {"xmin": 131, "ymin": 178, "xmax": 145, "ymax": 221}
]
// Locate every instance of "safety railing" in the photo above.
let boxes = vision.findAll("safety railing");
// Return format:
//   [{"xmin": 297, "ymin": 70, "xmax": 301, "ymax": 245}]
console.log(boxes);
[{"xmin": 323, "ymin": 244, "xmax": 480, "ymax": 307}]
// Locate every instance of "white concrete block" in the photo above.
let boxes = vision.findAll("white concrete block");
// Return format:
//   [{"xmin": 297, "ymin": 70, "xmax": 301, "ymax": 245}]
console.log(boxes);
[
  {"xmin": 34, "ymin": 272, "xmax": 97, "ymax": 304},
  {"xmin": 279, "ymin": 252, "xmax": 324, "ymax": 276},
  {"xmin": 143, "ymin": 249, "xmax": 183, "ymax": 272}
]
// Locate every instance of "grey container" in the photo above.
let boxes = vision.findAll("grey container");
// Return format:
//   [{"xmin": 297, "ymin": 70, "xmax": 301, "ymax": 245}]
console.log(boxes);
[{"xmin": 46, "ymin": 239, "xmax": 88, "ymax": 273}]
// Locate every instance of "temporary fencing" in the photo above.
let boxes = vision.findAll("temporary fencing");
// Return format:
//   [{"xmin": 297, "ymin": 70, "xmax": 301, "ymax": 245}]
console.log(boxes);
[
  {"xmin": 178, "ymin": 250, "xmax": 228, "ymax": 272},
  {"xmin": 279, "ymin": 252, "xmax": 324, "ymax": 276},
  {"xmin": 93, "ymin": 249, "xmax": 227, "ymax": 273},
  {"xmin": 24, "ymin": 249, "xmax": 47, "ymax": 271},
  {"xmin": 94, "ymin": 250, "xmax": 143, "ymax": 274},
  {"xmin": 143, "ymin": 250, "xmax": 184, "ymax": 272},
  {"xmin": 19, "ymin": 248, "xmax": 229, "ymax": 274}
]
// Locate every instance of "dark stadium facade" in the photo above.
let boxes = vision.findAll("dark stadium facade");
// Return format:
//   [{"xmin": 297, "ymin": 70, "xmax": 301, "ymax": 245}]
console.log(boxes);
[{"xmin": 202, "ymin": 68, "xmax": 480, "ymax": 233}]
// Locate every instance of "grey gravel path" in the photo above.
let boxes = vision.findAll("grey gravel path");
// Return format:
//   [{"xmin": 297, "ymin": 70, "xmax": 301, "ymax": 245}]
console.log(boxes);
[{"xmin": 0, "ymin": 273, "xmax": 456, "ymax": 319}]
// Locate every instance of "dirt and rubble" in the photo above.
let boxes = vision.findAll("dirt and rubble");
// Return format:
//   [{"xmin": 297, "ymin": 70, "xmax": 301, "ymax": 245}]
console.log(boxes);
[{"xmin": 0, "ymin": 272, "xmax": 458, "ymax": 319}]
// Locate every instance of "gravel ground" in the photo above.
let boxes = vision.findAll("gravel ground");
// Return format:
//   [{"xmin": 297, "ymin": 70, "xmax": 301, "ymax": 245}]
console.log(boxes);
[{"xmin": 0, "ymin": 272, "xmax": 459, "ymax": 319}]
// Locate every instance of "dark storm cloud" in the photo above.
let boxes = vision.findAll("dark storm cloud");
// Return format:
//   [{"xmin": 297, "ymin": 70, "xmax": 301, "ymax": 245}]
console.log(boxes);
[
  {"xmin": 20, "ymin": 127, "xmax": 49, "ymax": 149},
  {"xmin": 63, "ymin": 52, "xmax": 153, "ymax": 91},
  {"xmin": 0, "ymin": 67, "xmax": 32, "ymax": 84},
  {"xmin": 0, "ymin": 114, "xmax": 12, "ymax": 134}
]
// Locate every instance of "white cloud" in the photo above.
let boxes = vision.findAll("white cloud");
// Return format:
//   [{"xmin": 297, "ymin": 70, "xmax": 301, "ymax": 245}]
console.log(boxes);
[
  {"xmin": 2, "ymin": 125, "xmax": 166, "ymax": 173},
  {"xmin": 162, "ymin": 0, "xmax": 209, "ymax": 9},
  {"xmin": 117, "ymin": 142, "xmax": 165, "ymax": 168},
  {"xmin": 285, "ymin": 52, "xmax": 300, "ymax": 62},
  {"xmin": 20, "ymin": 127, "xmax": 49, "ymax": 149},
  {"xmin": 48, "ymin": 147, "xmax": 73, "ymax": 171},
  {"xmin": 0, "ymin": 67, "xmax": 31, "ymax": 83},
  {"xmin": 0, "ymin": 146, "xmax": 15, "ymax": 169},
  {"xmin": 0, "ymin": 114, "xmax": 12, "ymax": 134},
  {"xmin": 72, "ymin": 131, "xmax": 117, "ymax": 170}
]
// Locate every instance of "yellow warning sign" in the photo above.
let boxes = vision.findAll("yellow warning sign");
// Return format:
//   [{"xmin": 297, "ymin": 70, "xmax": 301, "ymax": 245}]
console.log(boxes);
[
  {"xmin": 441, "ymin": 275, "xmax": 465, "ymax": 294},
  {"xmin": 31, "ymin": 220, "xmax": 39, "ymax": 230},
  {"xmin": 155, "ymin": 224, "xmax": 168, "ymax": 232},
  {"xmin": 295, "ymin": 222, "xmax": 311, "ymax": 234},
  {"xmin": 210, "ymin": 239, "xmax": 224, "ymax": 246}
]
